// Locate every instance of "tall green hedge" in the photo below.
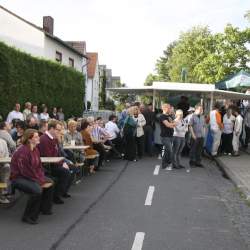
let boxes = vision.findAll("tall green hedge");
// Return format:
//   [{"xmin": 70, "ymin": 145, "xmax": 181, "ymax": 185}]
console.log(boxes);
[{"xmin": 0, "ymin": 41, "xmax": 85, "ymax": 119}]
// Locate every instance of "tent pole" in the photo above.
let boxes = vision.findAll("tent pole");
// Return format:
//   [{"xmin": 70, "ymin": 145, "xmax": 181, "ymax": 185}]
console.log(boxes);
[
  {"xmin": 152, "ymin": 90, "xmax": 156, "ymax": 111},
  {"xmin": 210, "ymin": 92, "xmax": 214, "ymax": 111}
]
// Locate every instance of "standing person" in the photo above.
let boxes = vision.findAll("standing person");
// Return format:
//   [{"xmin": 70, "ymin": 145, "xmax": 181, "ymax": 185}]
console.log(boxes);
[
  {"xmin": 243, "ymin": 105, "xmax": 250, "ymax": 148},
  {"xmin": 10, "ymin": 129, "xmax": 54, "ymax": 224},
  {"xmin": 159, "ymin": 103, "xmax": 176, "ymax": 170},
  {"xmin": 221, "ymin": 108, "xmax": 235, "ymax": 155},
  {"xmin": 177, "ymin": 96, "xmax": 190, "ymax": 118},
  {"xmin": 232, "ymin": 107, "xmax": 243, "ymax": 156},
  {"xmin": 141, "ymin": 103, "xmax": 155, "ymax": 156},
  {"xmin": 40, "ymin": 106, "xmax": 50, "ymax": 121},
  {"xmin": 118, "ymin": 103, "xmax": 130, "ymax": 129},
  {"xmin": 123, "ymin": 107, "xmax": 137, "ymax": 161},
  {"xmin": 30, "ymin": 104, "xmax": 39, "ymax": 121},
  {"xmin": 134, "ymin": 106, "xmax": 146, "ymax": 159},
  {"xmin": 6, "ymin": 103, "xmax": 24, "ymax": 124},
  {"xmin": 51, "ymin": 107, "xmax": 58, "ymax": 120},
  {"xmin": 172, "ymin": 110, "xmax": 188, "ymax": 171},
  {"xmin": 189, "ymin": 103, "xmax": 205, "ymax": 168},
  {"xmin": 23, "ymin": 102, "xmax": 32, "ymax": 121},
  {"xmin": 207, "ymin": 103, "xmax": 223, "ymax": 157},
  {"xmin": 57, "ymin": 107, "xmax": 65, "ymax": 121}
]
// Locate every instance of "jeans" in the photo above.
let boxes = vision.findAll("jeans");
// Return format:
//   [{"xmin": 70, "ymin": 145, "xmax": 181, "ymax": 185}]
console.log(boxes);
[
  {"xmin": 172, "ymin": 137, "xmax": 185, "ymax": 167},
  {"xmin": 144, "ymin": 125, "xmax": 153, "ymax": 155},
  {"xmin": 221, "ymin": 133, "xmax": 233, "ymax": 154},
  {"xmin": 245, "ymin": 125, "xmax": 250, "ymax": 147},
  {"xmin": 189, "ymin": 137, "xmax": 204, "ymax": 164},
  {"xmin": 12, "ymin": 177, "xmax": 54, "ymax": 220},
  {"xmin": 232, "ymin": 133, "xmax": 240, "ymax": 153},
  {"xmin": 211, "ymin": 129, "xmax": 222, "ymax": 156},
  {"xmin": 161, "ymin": 137, "xmax": 173, "ymax": 168}
]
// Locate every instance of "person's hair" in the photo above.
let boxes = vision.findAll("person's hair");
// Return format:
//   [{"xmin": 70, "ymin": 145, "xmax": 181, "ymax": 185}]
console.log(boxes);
[
  {"xmin": 48, "ymin": 120, "xmax": 60, "ymax": 130},
  {"xmin": 25, "ymin": 102, "xmax": 31, "ymax": 108},
  {"xmin": 214, "ymin": 102, "xmax": 220, "ymax": 110},
  {"xmin": 87, "ymin": 116, "xmax": 95, "ymax": 123},
  {"xmin": 68, "ymin": 120, "xmax": 77, "ymax": 129},
  {"xmin": 109, "ymin": 115, "xmax": 116, "ymax": 121},
  {"xmin": 128, "ymin": 106, "xmax": 136, "ymax": 116},
  {"xmin": 31, "ymin": 104, "xmax": 37, "ymax": 111},
  {"xmin": 195, "ymin": 103, "xmax": 202, "ymax": 109},
  {"xmin": 0, "ymin": 121, "xmax": 6, "ymax": 130},
  {"xmin": 81, "ymin": 120, "xmax": 90, "ymax": 130},
  {"xmin": 96, "ymin": 117, "xmax": 102, "ymax": 121},
  {"xmin": 39, "ymin": 120, "xmax": 48, "ymax": 130},
  {"xmin": 175, "ymin": 109, "xmax": 183, "ymax": 117},
  {"xmin": 16, "ymin": 120, "xmax": 26, "ymax": 130},
  {"xmin": 233, "ymin": 106, "xmax": 240, "ymax": 114},
  {"xmin": 21, "ymin": 129, "xmax": 38, "ymax": 145}
]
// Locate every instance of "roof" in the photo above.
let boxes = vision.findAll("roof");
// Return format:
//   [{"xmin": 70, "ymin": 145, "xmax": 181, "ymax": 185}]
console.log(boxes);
[
  {"xmin": 0, "ymin": 5, "xmax": 88, "ymax": 59},
  {"xmin": 87, "ymin": 53, "xmax": 98, "ymax": 78},
  {"xmin": 65, "ymin": 41, "xmax": 87, "ymax": 55},
  {"xmin": 107, "ymin": 81, "xmax": 250, "ymax": 100}
]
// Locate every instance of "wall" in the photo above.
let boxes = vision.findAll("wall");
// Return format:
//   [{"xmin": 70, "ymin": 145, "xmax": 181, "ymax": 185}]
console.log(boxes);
[{"xmin": 0, "ymin": 7, "xmax": 45, "ymax": 57}]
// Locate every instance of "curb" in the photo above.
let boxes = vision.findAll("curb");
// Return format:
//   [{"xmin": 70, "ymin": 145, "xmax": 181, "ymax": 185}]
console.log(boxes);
[{"xmin": 214, "ymin": 157, "xmax": 250, "ymax": 200}]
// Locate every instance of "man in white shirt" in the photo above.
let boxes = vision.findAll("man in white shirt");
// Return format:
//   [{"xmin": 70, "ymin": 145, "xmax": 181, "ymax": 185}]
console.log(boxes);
[
  {"xmin": 6, "ymin": 103, "xmax": 24, "ymax": 124},
  {"xmin": 232, "ymin": 107, "xmax": 243, "ymax": 156},
  {"xmin": 105, "ymin": 115, "xmax": 123, "ymax": 157}
]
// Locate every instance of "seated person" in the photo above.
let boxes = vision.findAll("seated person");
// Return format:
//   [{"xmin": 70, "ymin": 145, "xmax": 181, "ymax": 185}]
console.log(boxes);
[
  {"xmin": 12, "ymin": 120, "xmax": 26, "ymax": 147},
  {"xmin": 26, "ymin": 116, "xmax": 39, "ymax": 130},
  {"xmin": 0, "ymin": 138, "xmax": 10, "ymax": 204},
  {"xmin": 38, "ymin": 120, "xmax": 71, "ymax": 204},
  {"xmin": 10, "ymin": 129, "xmax": 54, "ymax": 224},
  {"xmin": 38, "ymin": 120, "xmax": 48, "ymax": 136},
  {"xmin": 0, "ymin": 121, "xmax": 16, "ymax": 154},
  {"xmin": 80, "ymin": 120, "xmax": 99, "ymax": 173},
  {"xmin": 64, "ymin": 120, "xmax": 84, "ymax": 163}
]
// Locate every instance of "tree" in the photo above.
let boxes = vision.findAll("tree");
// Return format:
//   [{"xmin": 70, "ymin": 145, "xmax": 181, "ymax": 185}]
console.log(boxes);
[
  {"xmin": 144, "ymin": 73, "xmax": 158, "ymax": 86},
  {"xmin": 245, "ymin": 10, "xmax": 250, "ymax": 22}
]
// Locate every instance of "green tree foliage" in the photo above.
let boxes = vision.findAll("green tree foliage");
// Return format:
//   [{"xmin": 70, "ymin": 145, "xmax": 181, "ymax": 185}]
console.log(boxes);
[
  {"xmin": 144, "ymin": 73, "xmax": 159, "ymax": 86},
  {"xmin": 148, "ymin": 24, "xmax": 250, "ymax": 84},
  {"xmin": 245, "ymin": 10, "xmax": 250, "ymax": 22},
  {"xmin": 0, "ymin": 42, "xmax": 84, "ymax": 118}
]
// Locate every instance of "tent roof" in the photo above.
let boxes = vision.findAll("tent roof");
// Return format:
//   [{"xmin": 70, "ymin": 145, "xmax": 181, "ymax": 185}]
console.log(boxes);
[{"xmin": 107, "ymin": 81, "xmax": 250, "ymax": 100}]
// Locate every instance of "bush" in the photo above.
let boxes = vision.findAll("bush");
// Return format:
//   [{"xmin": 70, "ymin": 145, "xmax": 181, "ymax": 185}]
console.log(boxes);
[{"xmin": 0, "ymin": 42, "xmax": 85, "ymax": 119}]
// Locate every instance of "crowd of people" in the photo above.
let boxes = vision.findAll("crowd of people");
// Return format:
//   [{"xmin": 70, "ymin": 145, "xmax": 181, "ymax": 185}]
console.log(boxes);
[{"xmin": 0, "ymin": 97, "xmax": 249, "ymax": 224}]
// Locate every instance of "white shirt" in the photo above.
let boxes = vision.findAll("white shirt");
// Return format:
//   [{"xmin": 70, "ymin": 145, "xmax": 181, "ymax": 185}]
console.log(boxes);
[
  {"xmin": 174, "ymin": 119, "xmax": 188, "ymax": 138},
  {"xmin": 223, "ymin": 114, "xmax": 235, "ymax": 134},
  {"xmin": 105, "ymin": 121, "xmax": 120, "ymax": 140},
  {"xmin": 40, "ymin": 113, "xmax": 50, "ymax": 121},
  {"xmin": 234, "ymin": 115, "xmax": 243, "ymax": 135},
  {"xmin": 6, "ymin": 110, "xmax": 24, "ymax": 123},
  {"xmin": 0, "ymin": 138, "xmax": 9, "ymax": 158}
]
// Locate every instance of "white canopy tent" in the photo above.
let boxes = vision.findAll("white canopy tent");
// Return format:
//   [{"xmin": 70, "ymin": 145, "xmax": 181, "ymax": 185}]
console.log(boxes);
[{"xmin": 107, "ymin": 81, "xmax": 250, "ymax": 112}]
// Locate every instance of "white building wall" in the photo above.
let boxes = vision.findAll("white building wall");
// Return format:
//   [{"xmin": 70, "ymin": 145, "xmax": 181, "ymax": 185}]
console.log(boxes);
[
  {"xmin": 44, "ymin": 37, "xmax": 84, "ymax": 72},
  {"xmin": 0, "ymin": 7, "xmax": 45, "ymax": 57}
]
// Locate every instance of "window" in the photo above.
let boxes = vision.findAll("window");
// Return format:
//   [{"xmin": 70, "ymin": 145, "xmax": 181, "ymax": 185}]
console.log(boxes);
[
  {"xmin": 69, "ymin": 58, "xmax": 74, "ymax": 68},
  {"xmin": 55, "ymin": 51, "xmax": 62, "ymax": 63}
]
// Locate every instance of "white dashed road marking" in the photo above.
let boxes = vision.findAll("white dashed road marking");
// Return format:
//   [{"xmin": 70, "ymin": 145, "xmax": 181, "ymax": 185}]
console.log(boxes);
[
  {"xmin": 145, "ymin": 186, "xmax": 155, "ymax": 206},
  {"xmin": 131, "ymin": 232, "xmax": 145, "ymax": 250},
  {"xmin": 153, "ymin": 165, "xmax": 160, "ymax": 175}
]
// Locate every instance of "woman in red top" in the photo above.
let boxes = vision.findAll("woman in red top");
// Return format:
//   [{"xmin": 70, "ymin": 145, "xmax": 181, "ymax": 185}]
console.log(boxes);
[{"xmin": 10, "ymin": 129, "xmax": 54, "ymax": 224}]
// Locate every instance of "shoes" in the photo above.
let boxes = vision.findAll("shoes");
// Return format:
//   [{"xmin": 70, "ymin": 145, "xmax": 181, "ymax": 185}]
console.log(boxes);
[
  {"xmin": 0, "ymin": 197, "xmax": 10, "ymax": 204},
  {"xmin": 179, "ymin": 165, "xmax": 185, "ymax": 169},
  {"xmin": 232, "ymin": 153, "xmax": 240, "ymax": 157},
  {"xmin": 186, "ymin": 169, "xmax": 190, "ymax": 173},
  {"xmin": 173, "ymin": 165, "xmax": 181, "ymax": 169},
  {"xmin": 195, "ymin": 163, "xmax": 204, "ymax": 168},
  {"xmin": 165, "ymin": 166, "xmax": 172, "ymax": 171},
  {"xmin": 22, "ymin": 217, "xmax": 38, "ymax": 225},
  {"xmin": 62, "ymin": 193, "xmax": 71, "ymax": 198},
  {"xmin": 53, "ymin": 196, "xmax": 64, "ymax": 204}
]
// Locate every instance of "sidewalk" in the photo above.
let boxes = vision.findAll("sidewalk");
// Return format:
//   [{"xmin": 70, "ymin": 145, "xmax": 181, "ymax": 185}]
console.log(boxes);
[{"xmin": 215, "ymin": 151, "xmax": 250, "ymax": 200}]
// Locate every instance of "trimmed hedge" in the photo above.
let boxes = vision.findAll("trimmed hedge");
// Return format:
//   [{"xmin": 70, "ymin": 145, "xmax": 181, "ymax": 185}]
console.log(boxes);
[{"xmin": 0, "ymin": 41, "xmax": 85, "ymax": 119}]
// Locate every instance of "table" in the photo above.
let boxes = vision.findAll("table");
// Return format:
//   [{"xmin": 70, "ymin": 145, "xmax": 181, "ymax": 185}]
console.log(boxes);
[
  {"xmin": 0, "ymin": 157, "xmax": 11, "ymax": 164},
  {"xmin": 63, "ymin": 145, "xmax": 89, "ymax": 150},
  {"xmin": 0, "ymin": 157, "xmax": 64, "ymax": 164},
  {"xmin": 40, "ymin": 157, "xmax": 64, "ymax": 163}
]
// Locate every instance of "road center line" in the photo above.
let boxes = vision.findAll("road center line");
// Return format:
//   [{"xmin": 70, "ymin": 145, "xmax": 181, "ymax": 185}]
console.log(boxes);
[
  {"xmin": 131, "ymin": 232, "xmax": 145, "ymax": 250},
  {"xmin": 145, "ymin": 186, "xmax": 155, "ymax": 206},
  {"xmin": 153, "ymin": 165, "xmax": 160, "ymax": 175}
]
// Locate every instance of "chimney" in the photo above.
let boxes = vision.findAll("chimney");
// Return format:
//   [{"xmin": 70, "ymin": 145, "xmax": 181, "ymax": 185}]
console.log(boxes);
[{"xmin": 43, "ymin": 16, "xmax": 54, "ymax": 35}]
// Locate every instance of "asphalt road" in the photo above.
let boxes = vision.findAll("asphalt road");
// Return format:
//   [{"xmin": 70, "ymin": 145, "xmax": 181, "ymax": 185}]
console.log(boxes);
[{"xmin": 0, "ymin": 157, "xmax": 249, "ymax": 250}]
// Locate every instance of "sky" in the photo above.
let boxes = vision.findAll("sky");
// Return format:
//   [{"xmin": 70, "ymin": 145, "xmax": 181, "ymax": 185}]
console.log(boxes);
[{"xmin": 1, "ymin": 0, "xmax": 249, "ymax": 86}]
